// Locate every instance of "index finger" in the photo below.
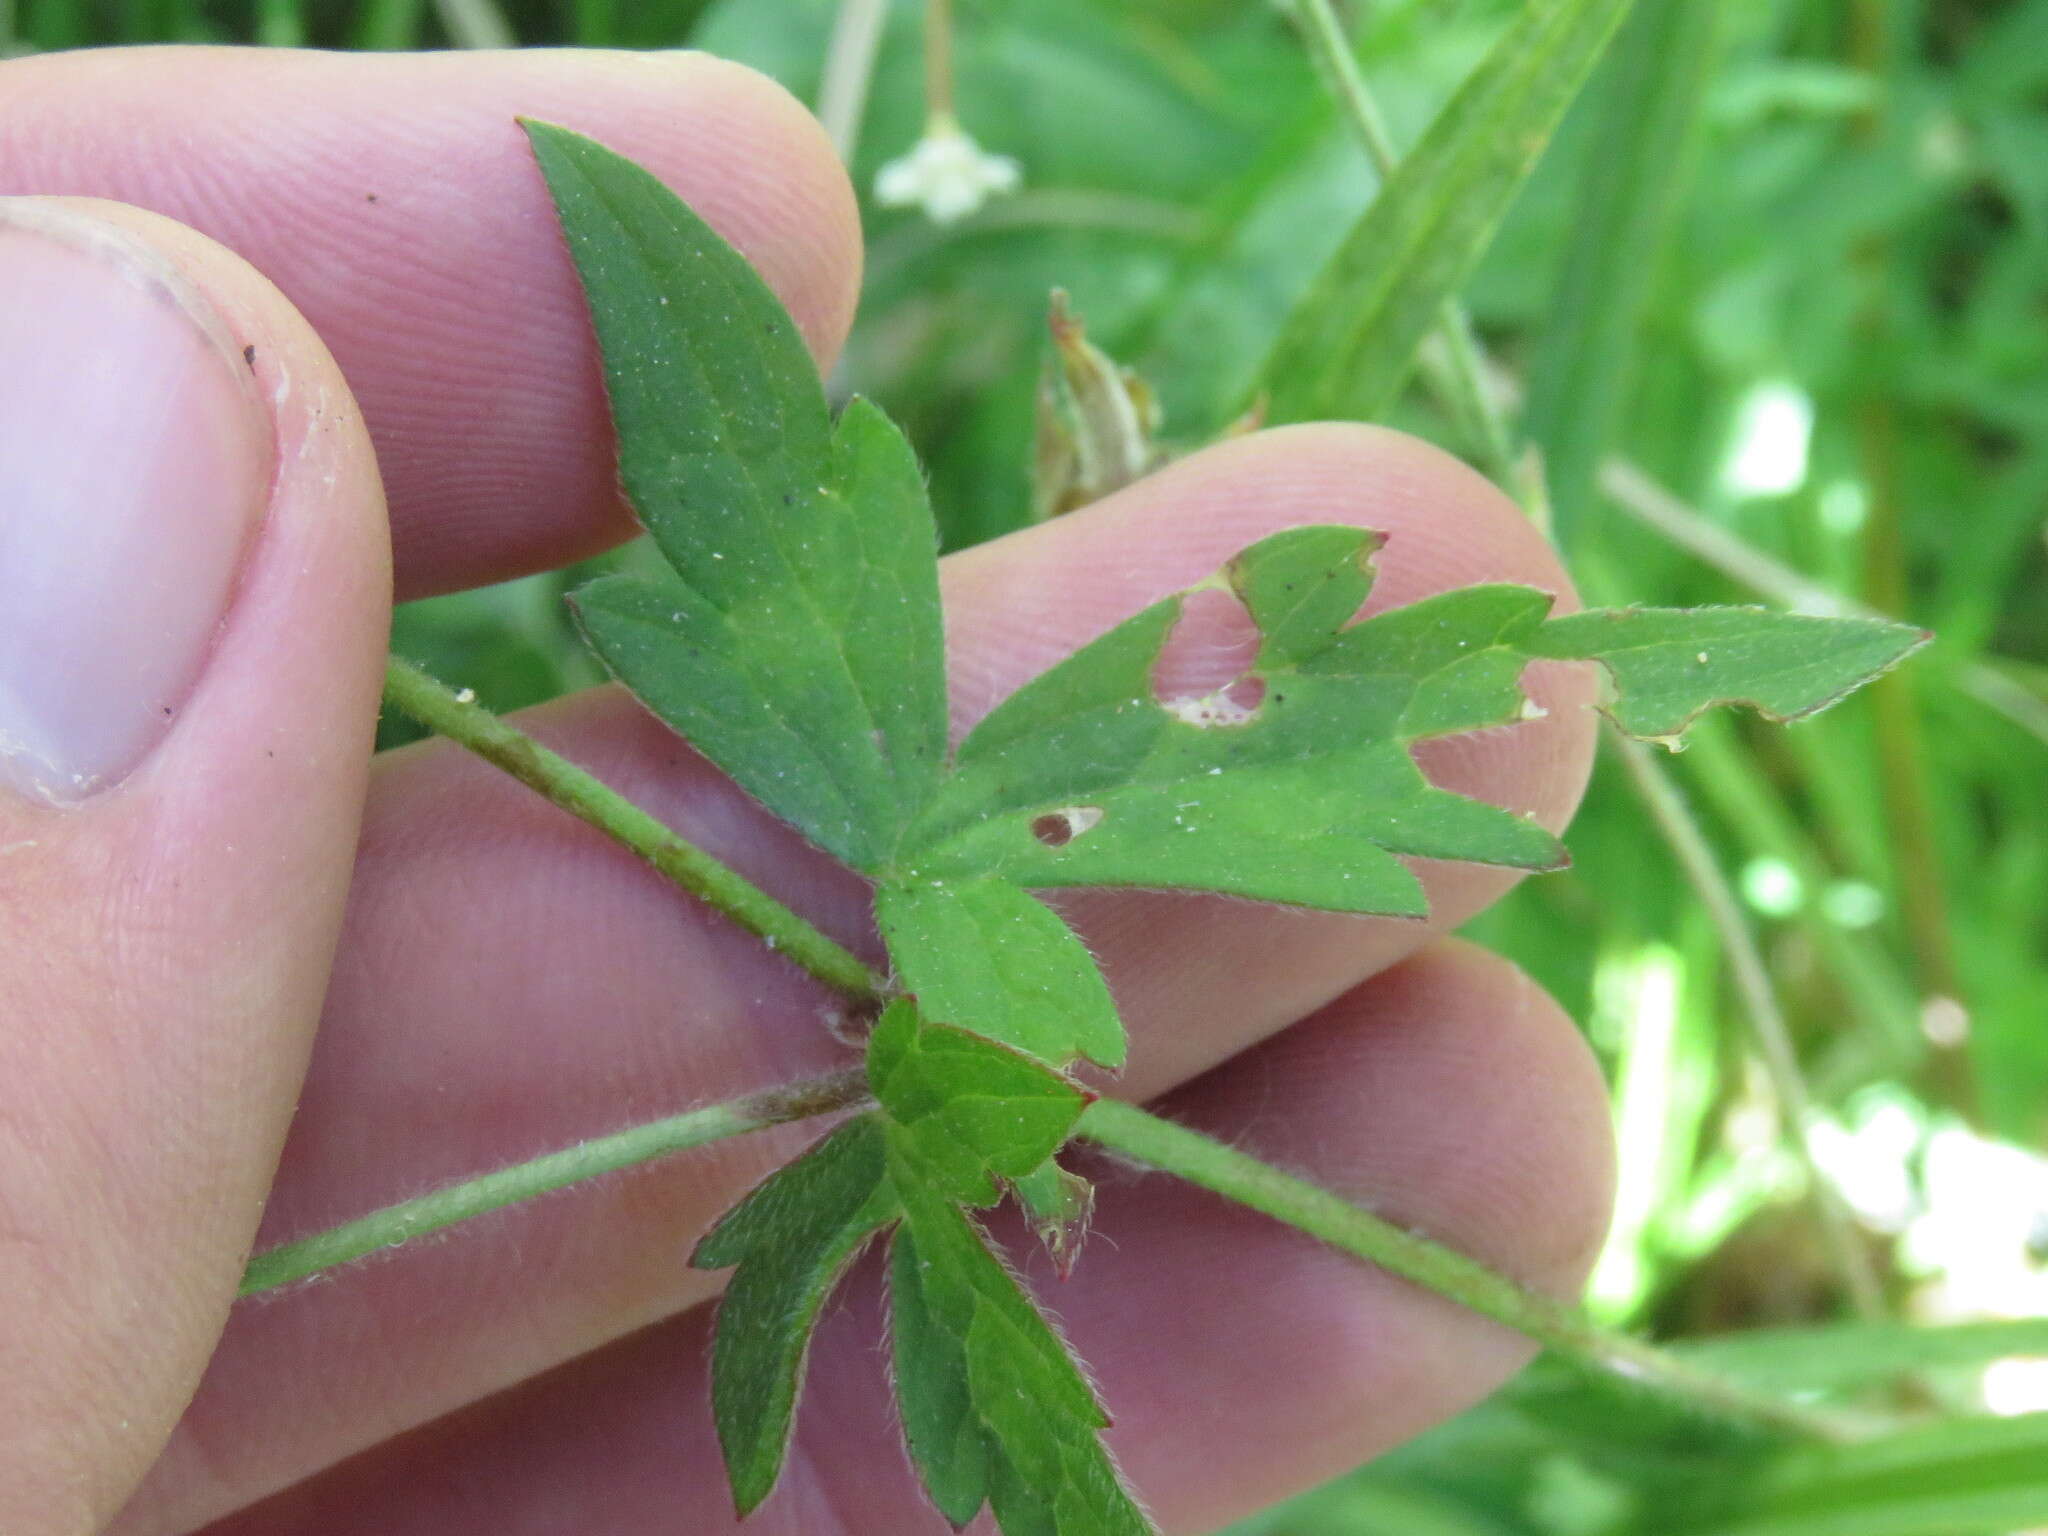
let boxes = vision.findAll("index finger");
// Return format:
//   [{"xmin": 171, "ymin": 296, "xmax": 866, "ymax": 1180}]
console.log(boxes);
[{"xmin": 0, "ymin": 46, "xmax": 862, "ymax": 598}]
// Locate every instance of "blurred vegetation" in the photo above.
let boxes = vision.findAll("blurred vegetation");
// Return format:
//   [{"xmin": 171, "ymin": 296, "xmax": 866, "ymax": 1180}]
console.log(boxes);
[{"xmin": 11, "ymin": 1, "xmax": 2046, "ymax": 1531}]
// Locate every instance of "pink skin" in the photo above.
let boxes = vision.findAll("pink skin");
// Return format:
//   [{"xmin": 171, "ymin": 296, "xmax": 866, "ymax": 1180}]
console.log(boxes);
[
  {"xmin": 0, "ymin": 48, "xmax": 1613, "ymax": 1536},
  {"xmin": 0, "ymin": 208, "xmax": 272, "ymax": 801},
  {"xmin": 0, "ymin": 48, "xmax": 862, "ymax": 596}
]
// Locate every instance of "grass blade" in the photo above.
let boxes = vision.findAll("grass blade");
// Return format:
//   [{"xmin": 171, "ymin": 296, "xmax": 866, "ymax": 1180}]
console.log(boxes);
[
  {"xmin": 1523, "ymin": 0, "xmax": 1723, "ymax": 543},
  {"xmin": 1257, "ymin": 0, "xmax": 1640, "ymax": 426},
  {"xmin": 1705, "ymin": 1412, "xmax": 2048, "ymax": 1536},
  {"xmin": 351, "ymin": 0, "xmax": 427, "ymax": 49}
]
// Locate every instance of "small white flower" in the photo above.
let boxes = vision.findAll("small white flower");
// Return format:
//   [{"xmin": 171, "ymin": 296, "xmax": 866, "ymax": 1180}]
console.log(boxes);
[{"xmin": 875, "ymin": 117, "xmax": 1021, "ymax": 225}]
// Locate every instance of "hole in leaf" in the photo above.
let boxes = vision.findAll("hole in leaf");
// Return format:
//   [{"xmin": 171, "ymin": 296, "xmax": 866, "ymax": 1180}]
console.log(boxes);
[
  {"xmin": 1031, "ymin": 806, "xmax": 1104, "ymax": 847},
  {"xmin": 1164, "ymin": 674, "xmax": 1267, "ymax": 728},
  {"xmin": 1153, "ymin": 587, "xmax": 1262, "ymax": 705}
]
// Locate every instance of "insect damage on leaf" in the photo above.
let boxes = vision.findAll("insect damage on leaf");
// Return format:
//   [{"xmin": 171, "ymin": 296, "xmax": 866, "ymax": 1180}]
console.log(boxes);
[
  {"xmin": 528, "ymin": 115, "xmax": 1925, "ymax": 995},
  {"xmin": 890, "ymin": 525, "xmax": 1573, "ymax": 918},
  {"xmin": 530, "ymin": 120, "xmax": 1929, "ymax": 1536},
  {"xmin": 1529, "ymin": 606, "xmax": 1934, "ymax": 743},
  {"xmin": 889, "ymin": 525, "xmax": 1926, "ymax": 920}
]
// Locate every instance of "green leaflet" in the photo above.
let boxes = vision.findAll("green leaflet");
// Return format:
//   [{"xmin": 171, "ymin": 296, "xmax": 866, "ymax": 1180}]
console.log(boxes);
[
  {"xmin": 694, "ymin": 1097, "xmax": 1145, "ymax": 1532},
  {"xmin": 526, "ymin": 123, "xmax": 947, "ymax": 870},
  {"xmin": 875, "ymin": 877, "xmax": 1125, "ymax": 1069},
  {"xmin": 1012, "ymin": 1156, "xmax": 1096, "ymax": 1277},
  {"xmin": 1230, "ymin": 523, "xmax": 1386, "ymax": 669},
  {"xmin": 890, "ymin": 1168, "xmax": 1150, "ymax": 1536},
  {"xmin": 693, "ymin": 1007, "xmax": 1121, "ymax": 1529},
  {"xmin": 887, "ymin": 1213, "xmax": 989, "ymax": 1528},
  {"xmin": 1257, "ymin": 0, "xmax": 1641, "ymax": 425},
  {"xmin": 1530, "ymin": 608, "xmax": 1931, "ymax": 741},
  {"xmin": 689, "ymin": 1117, "xmax": 899, "ymax": 1517},
  {"xmin": 866, "ymin": 999, "xmax": 1091, "ymax": 1207}
]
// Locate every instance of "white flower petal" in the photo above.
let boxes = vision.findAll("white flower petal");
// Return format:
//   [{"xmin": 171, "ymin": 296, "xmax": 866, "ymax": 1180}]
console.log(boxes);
[{"xmin": 872, "ymin": 125, "xmax": 1023, "ymax": 225}]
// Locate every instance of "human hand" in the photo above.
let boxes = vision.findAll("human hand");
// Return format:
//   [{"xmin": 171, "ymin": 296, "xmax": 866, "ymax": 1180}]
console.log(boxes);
[{"xmin": 0, "ymin": 48, "xmax": 1613, "ymax": 1534}]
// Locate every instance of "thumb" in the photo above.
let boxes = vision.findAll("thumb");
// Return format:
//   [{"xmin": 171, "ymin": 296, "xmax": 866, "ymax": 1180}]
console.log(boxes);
[{"xmin": 0, "ymin": 200, "xmax": 389, "ymax": 1529}]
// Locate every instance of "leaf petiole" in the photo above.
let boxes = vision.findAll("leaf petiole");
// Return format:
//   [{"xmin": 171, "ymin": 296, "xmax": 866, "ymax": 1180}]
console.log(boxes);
[
  {"xmin": 380, "ymin": 657, "xmax": 885, "ymax": 1001},
  {"xmin": 240, "ymin": 1066, "xmax": 871, "ymax": 1295},
  {"xmin": 1076, "ymin": 1097, "xmax": 1852, "ymax": 1445}
]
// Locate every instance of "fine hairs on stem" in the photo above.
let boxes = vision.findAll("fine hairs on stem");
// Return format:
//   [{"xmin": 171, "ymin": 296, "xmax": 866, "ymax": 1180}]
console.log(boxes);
[
  {"xmin": 242, "ymin": 1068, "xmax": 872, "ymax": 1294},
  {"xmin": 380, "ymin": 658, "xmax": 883, "ymax": 1001},
  {"xmin": 236, "ymin": 657, "xmax": 1855, "ymax": 1449}
]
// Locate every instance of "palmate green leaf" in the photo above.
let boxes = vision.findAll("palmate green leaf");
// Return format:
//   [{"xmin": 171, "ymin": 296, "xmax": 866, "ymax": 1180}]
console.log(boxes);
[
  {"xmin": 891, "ymin": 527, "xmax": 1927, "ymax": 917},
  {"xmin": 526, "ymin": 120, "xmax": 1923, "ymax": 1006},
  {"xmin": 694, "ymin": 1005, "xmax": 1123, "ymax": 1531},
  {"xmin": 688, "ymin": 1117, "xmax": 899, "ymax": 1517},
  {"xmin": 530, "ymin": 122, "xmax": 1932, "ymax": 1536},
  {"xmin": 875, "ymin": 877, "xmax": 1125, "ymax": 1069},
  {"xmin": 525, "ymin": 122, "xmax": 947, "ymax": 870},
  {"xmin": 866, "ymin": 999, "xmax": 1090, "ymax": 1207},
  {"xmin": 1256, "ymin": 0, "xmax": 1641, "ymax": 425}
]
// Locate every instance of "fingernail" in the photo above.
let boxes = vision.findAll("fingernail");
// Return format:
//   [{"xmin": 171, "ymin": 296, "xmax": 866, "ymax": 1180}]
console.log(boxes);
[{"xmin": 0, "ymin": 202, "xmax": 272, "ymax": 803}]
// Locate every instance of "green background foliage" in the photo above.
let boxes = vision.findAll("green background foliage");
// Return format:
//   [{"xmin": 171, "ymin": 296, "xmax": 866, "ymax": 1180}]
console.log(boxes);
[{"xmin": 19, "ymin": 1, "xmax": 2046, "ymax": 1532}]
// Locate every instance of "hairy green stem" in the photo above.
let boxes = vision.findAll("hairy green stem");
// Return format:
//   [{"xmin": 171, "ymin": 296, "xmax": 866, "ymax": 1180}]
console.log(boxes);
[
  {"xmin": 1289, "ymin": 0, "xmax": 1522, "ymax": 492},
  {"xmin": 1613, "ymin": 733, "xmax": 1887, "ymax": 1321},
  {"xmin": 242, "ymin": 1069, "xmax": 871, "ymax": 1294},
  {"xmin": 369, "ymin": 654, "xmax": 1841, "ymax": 1443},
  {"xmin": 381, "ymin": 658, "xmax": 884, "ymax": 1000},
  {"xmin": 1078, "ymin": 1097, "xmax": 1849, "ymax": 1444}
]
